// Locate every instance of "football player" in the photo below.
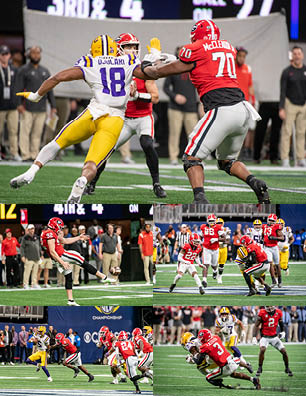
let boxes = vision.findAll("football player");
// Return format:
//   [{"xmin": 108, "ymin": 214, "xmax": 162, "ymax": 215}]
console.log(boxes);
[
  {"xmin": 193, "ymin": 329, "xmax": 260, "ymax": 389},
  {"xmin": 26, "ymin": 326, "xmax": 52, "ymax": 382},
  {"xmin": 141, "ymin": 19, "xmax": 270, "ymax": 204},
  {"xmin": 262, "ymin": 214, "xmax": 285, "ymax": 287},
  {"xmin": 142, "ymin": 326, "xmax": 153, "ymax": 345},
  {"xmin": 84, "ymin": 34, "xmax": 167, "ymax": 199},
  {"xmin": 277, "ymin": 218, "xmax": 294, "ymax": 276},
  {"xmin": 169, "ymin": 233, "xmax": 205, "ymax": 295},
  {"xmin": 200, "ymin": 214, "xmax": 225, "ymax": 288},
  {"xmin": 252, "ymin": 306, "xmax": 293, "ymax": 377},
  {"xmin": 132, "ymin": 328, "xmax": 153, "ymax": 383},
  {"xmin": 97, "ymin": 326, "xmax": 127, "ymax": 384},
  {"xmin": 216, "ymin": 218, "xmax": 231, "ymax": 284},
  {"xmin": 152, "ymin": 225, "xmax": 163, "ymax": 284},
  {"xmin": 246, "ymin": 219, "xmax": 263, "ymax": 246},
  {"xmin": 40, "ymin": 217, "xmax": 114, "ymax": 306},
  {"xmin": 238, "ymin": 236, "xmax": 272, "ymax": 296},
  {"xmin": 215, "ymin": 307, "xmax": 253, "ymax": 373},
  {"xmin": 10, "ymin": 34, "xmax": 158, "ymax": 203},
  {"xmin": 53, "ymin": 333, "xmax": 94, "ymax": 382}
]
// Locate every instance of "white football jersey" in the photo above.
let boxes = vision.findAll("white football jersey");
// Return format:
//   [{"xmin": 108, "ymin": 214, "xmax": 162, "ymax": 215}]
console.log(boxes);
[
  {"xmin": 34, "ymin": 334, "xmax": 50, "ymax": 351},
  {"xmin": 246, "ymin": 227, "xmax": 263, "ymax": 245},
  {"xmin": 278, "ymin": 226, "xmax": 293, "ymax": 251},
  {"xmin": 185, "ymin": 337, "xmax": 201, "ymax": 352},
  {"xmin": 215, "ymin": 314, "xmax": 238, "ymax": 340},
  {"xmin": 219, "ymin": 226, "xmax": 231, "ymax": 248},
  {"xmin": 75, "ymin": 53, "xmax": 140, "ymax": 119},
  {"xmin": 153, "ymin": 226, "xmax": 161, "ymax": 247}
]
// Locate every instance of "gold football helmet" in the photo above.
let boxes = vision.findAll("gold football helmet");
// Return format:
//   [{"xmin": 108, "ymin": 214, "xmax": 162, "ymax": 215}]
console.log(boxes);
[
  {"xmin": 38, "ymin": 326, "xmax": 46, "ymax": 335},
  {"xmin": 181, "ymin": 332, "xmax": 194, "ymax": 347},
  {"xmin": 216, "ymin": 218, "xmax": 224, "ymax": 225},
  {"xmin": 90, "ymin": 34, "xmax": 117, "ymax": 57},
  {"xmin": 143, "ymin": 326, "xmax": 153, "ymax": 335}
]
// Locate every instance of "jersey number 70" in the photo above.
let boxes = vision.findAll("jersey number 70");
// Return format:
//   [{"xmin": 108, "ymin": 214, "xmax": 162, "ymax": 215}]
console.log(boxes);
[{"xmin": 212, "ymin": 52, "xmax": 236, "ymax": 79}]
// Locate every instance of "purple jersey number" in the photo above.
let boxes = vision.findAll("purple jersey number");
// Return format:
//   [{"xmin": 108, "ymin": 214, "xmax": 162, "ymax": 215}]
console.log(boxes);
[{"xmin": 100, "ymin": 67, "xmax": 126, "ymax": 97}]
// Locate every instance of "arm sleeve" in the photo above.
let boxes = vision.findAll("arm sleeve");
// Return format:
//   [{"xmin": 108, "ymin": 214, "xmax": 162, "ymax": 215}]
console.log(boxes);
[
  {"xmin": 279, "ymin": 68, "xmax": 288, "ymax": 109},
  {"xmin": 163, "ymin": 76, "xmax": 176, "ymax": 100},
  {"xmin": 178, "ymin": 43, "xmax": 199, "ymax": 64}
]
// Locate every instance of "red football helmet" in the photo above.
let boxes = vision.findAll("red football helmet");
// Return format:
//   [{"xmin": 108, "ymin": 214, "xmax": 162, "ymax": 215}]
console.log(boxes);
[
  {"xmin": 115, "ymin": 33, "xmax": 140, "ymax": 57},
  {"xmin": 207, "ymin": 214, "xmax": 217, "ymax": 226},
  {"xmin": 55, "ymin": 333, "xmax": 65, "ymax": 343},
  {"xmin": 190, "ymin": 19, "xmax": 220, "ymax": 43},
  {"xmin": 190, "ymin": 233, "xmax": 201, "ymax": 246},
  {"xmin": 265, "ymin": 306, "xmax": 276, "ymax": 313},
  {"xmin": 118, "ymin": 330, "xmax": 128, "ymax": 341},
  {"xmin": 240, "ymin": 235, "xmax": 252, "ymax": 246},
  {"xmin": 132, "ymin": 328, "xmax": 142, "ymax": 337},
  {"xmin": 267, "ymin": 213, "xmax": 277, "ymax": 225},
  {"xmin": 197, "ymin": 329, "xmax": 213, "ymax": 344},
  {"xmin": 47, "ymin": 217, "xmax": 64, "ymax": 233},
  {"xmin": 99, "ymin": 326, "xmax": 109, "ymax": 339}
]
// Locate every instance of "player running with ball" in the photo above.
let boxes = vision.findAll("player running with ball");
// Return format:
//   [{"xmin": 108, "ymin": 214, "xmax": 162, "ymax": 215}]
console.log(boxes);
[{"xmin": 169, "ymin": 233, "xmax": 205, "ymax": 295}]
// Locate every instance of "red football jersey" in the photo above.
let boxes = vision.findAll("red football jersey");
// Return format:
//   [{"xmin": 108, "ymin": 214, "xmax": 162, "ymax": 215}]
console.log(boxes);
[
  {"xmin": 245, "ymin": 241, "xmax": 267, "ymax": 263},
  {"xmin": 236, "ymin": 63, "xmax": 253, "ymax": 102},
  {"xmin": 125, "ymin": 77, "xmax": 152, "ymax": 118},
  {"xmin": 258, "ymin": 308, "xmax": 282, "ymax": 337},
  {"xmin": 179, "ymin": 39, "xmax": 239, "ymax": 98},
  {"xmin": 180, "ymin": 243, "xmax": 202, "ymax": 264},
  {"xmin": 115, "ymin": 340, "xmax": 136, "ymax": 360},
  {"xmin": 40, "ymin": 228, "xmax": 64, "ymax": 257},
  {"xmin": 199, "ymin": 334, "xmax": 231, "ymax": 367},
  {"xmin": 201, "ymin": 224, "xmax": 223, "ymax": 250},
  {"xmin": 134, "ymin": 335, "xmax": 153, "ymax": 353},
  {"xmin": 102, "ymin": 332, "xmax": 115, "ymax": 351},
  {"xmin": 61, "ymin": 338, "xmax": 77, "ymax": 354},
  {"xmin": 262, "ymin": 224, "xmax": 283, "ymax": 247}
]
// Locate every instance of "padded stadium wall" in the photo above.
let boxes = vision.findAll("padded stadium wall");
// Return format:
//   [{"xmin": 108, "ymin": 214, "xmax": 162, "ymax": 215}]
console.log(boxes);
[{"xmin": 24, "ymin": 8, "xmax": 289, "ymax": 102}]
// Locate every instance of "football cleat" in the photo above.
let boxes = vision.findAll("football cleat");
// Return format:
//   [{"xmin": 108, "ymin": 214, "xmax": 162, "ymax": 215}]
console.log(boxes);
[
  {"xmin": 47, "ymin": 377, "xmax": 53, "ymax": 382},
  {"xmin": 202, "ymin": 280, "xmax": 207, "ymax": 288},
  {"xmin": 169, "ymin": 283, "xmax": 176, "ymax": 293},
  {"xmin": 36, "ymin": 363, "xmax": 41, "ymax": 372},
  {"xmin": 140, "ymin": 377, "xmax": 149, "ymax": 384},
  {"xmin": 246, "ymin": 362, "xmax": 253, "ymax": 374},
  {"xmin": 246, "ymin": 288, "xmax": 256, "ymax": 297},
  {"xmin": 88, "ymin": 374, "xmax": 95, "ymax": 382},
  {"xmin": 193, "ymin": 192, "xmax": 210, "ymax": 203},
  {"xmin": 256, "ymin": 366, "xmax": 262, "ymax": 377},
  {"xmin": 212, "ymin": 271, "xmax": 217, "ymax": 280},
  {"xmin": 217, "ymin": 275, "xmax": 222, "ymax": 284},
  {"xmin": 199, "ymin": 286, "xmax": 205, "ymax": 295},
  {"xmin": 285, "ymin": 368, "xmax": 293, "ymax": 377},
  {"xmin": 73, "ymin": 368, "xmax": 80, "ymax": 378},
  {"xmin": 67, "ymin": 300, "xmax": 80, "ymax": 306},
  {"xmin": 83, "ymin": 183, "xmax": 96, "ymax": 195},
  {"xmin": 10, "ymin": 172, "xmax": 34, "ymax": 189},
  {"xmin": 153, "ymin": 183, "xmax": 167, "ymax": 198},
  {"xmin": 67, "ymin": 176, "xmax": 87, "ymax": 203},
  {"xmin": 111, "ymin": 378, "xmax": 119, "ymax": 384},
  {"xmin": 248, "ymin": 177, "xmax": 270, "ymax": 204},
  {"xmin": 252, "ymin": 377, "xmax": 261, "ymax": 390},
  {"xmin": 119, "ymin": 377, "xmax": 127, "ymax": 383},
  {"xmin": 271, "ymin": 280, "xmax": 277, "ymax": 288},
  {"xmin": 102, "ymin": 277, "xmax": 117, "ymax": 284},
  {"xmin": 265, "ymin": 285, "xmax": 272, "ymax": 296},
  {"xmin": 285, "ymin": 268, "xmax": 290, "ymax": 276}
]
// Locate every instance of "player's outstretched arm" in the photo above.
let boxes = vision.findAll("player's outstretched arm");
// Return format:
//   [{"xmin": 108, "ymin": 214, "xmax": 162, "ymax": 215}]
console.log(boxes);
[
  {"xmin": 16, "ymin": 67, "xmax": 83, "ymax": 102},
  {"xmin": 142, "ymin": 60, "xmax": 194, "ymax": 79}
]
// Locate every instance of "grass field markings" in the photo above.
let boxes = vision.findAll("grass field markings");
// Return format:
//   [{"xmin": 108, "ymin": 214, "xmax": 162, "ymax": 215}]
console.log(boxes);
[
  {"xmin": 0, "ymin": 283, "xmax": 151, "ymax": 292},
  {"xmin": 157, "ymin": 262, "xmax": 306, "ymax": 268},
  {"xmin": 77, "ymin": 294, "xmax": 153, "ymax": 300},
  {"xmin": 0, "ymin": 391, "xmax": 153, "ymax": 396}
]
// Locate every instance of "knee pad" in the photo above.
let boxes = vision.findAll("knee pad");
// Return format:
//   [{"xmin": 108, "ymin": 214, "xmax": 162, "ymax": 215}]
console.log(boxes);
[
  {"xmin": 82, "ymin": 261, "xmax": 97, "ymax": 275},
  {"xmin": 65, "ymin": 272, "xmax": 73, "ymax": 290},
  {"xmin": 217, "ymin": 159, "xmax": 236, "ymax": 175},
  {"xmin": 140, "ymin": 135, "xmax": 154, "ymax": 153},
  {"xmin": 182, "ymin": 154, "xmax": 203, "ymax": 173}
]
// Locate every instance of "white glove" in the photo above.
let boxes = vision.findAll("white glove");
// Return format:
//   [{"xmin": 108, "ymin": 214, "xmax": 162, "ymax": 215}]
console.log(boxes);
[
  {"xmin": 210, "ymin": 238, "xmax": 218, "ymax": 244},
  {"xmin": 252, "ymin": 337, "xmax": 257, "ymax": 345},
  {"xmin": 16, "ymin": 91, "xmax": 43, "ymax": 102},
  {"xmin": 160, "ymin": 53, "xmax": 177, "ymax": 64},
  {"xmin": 143, "ymin": 53, "xmax": 160, "ymax": 64},
  {"xmin": 279, "ymin": 332, "xmax": 286, "ymax": 340},
  {"xmin": 186, "ymin": 354, "xmax": 195, "ymax": 364}
]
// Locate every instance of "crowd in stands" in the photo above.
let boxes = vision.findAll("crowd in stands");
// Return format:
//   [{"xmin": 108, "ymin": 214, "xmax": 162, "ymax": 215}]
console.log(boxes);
[{"xmin": 152, "ymin": 306, "xmax": 306, "ymax": 345}]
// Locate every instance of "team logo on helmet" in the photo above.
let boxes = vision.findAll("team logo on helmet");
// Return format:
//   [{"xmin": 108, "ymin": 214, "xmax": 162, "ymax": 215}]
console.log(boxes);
[
  {"xmin": 47, "ymin": 217, "xmax": 64, "ymax": 233},
  {"xmin": 198, "ymin": 329, "xmax": 213, "ymax": 343},
  {"xmin": 240, "ymin": 235, "xmax": 252, "ymax": 246}
]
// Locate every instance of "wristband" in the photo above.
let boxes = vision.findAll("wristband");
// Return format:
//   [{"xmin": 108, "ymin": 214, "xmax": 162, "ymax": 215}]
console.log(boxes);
[
  {"xmin": 141, "ymin": 60, "xmax": 153, "ymax": 75},
  {"xmin": 137, "ymin": 92, "xmax": 152, "ymax": 102}
]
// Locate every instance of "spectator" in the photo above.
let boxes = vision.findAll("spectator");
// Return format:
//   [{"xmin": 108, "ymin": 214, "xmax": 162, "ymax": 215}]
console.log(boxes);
[
  {"xmin": 297, "ymin": 307, "xmax": 306, "ymax": 342},
  {"xmin": 167, "ymin": 225, "xmax": 176, "ymax": 263},
  {"xmin": 138, "ymin": 224, "xmax": 153, "ymax": 285},
  {"xmin": 201, "ymin": 307, "xmax": 216, "ymax": 331},
  {"xmin": 163, "ymin": 46, "xmax": 199, "ymax": 165},
  {"xmin": 92, "ymin": 229, "xmax": 103, "ymax": 273},
  {"xmin": 0, "ymin": 330, "xmax": 5, "ymax": 364},
  {"xmin": 282, "ymin": 307, "xmax": 291, "ymax": 342},
  {"xmin": 191, "ymin": 306, "xmax": 203, "ymax": 335},
  {"xmin": 242, "ymin": 306, "xmax": 256, "ymax": 343},
  {"xmin": 99, "ymin": 224, "xmax": 119, "ymax": 278},
  {"xmin": 292, "ymin": 230, "xmax": 302, "ymax": 260},
  {"xmin": 0, "ymin": 233, "xmax": 3, "ymax": 286},
  {"xmin": 235, "ymin": 47, "xmax": 256, "ymax": 161},
  {"xmin": 2, "ymin": 228, "xmax": 20, "ymax": 287},
  {"xmin": 3, "ymin": 325, "xmax": 13, "ymax": 365},
  {"xmin": 26, "ymin": 328, "xmax": 34, "ymax": 357},
  {"xmin": 37, "ymin": 244, "xmax": 53, "ymax": 288},
  {"xmin": 74, "ymin": 331, "xmax": 81, "ymax": 351},
  {"xmin": 66, "ymin": 328, "xmax": 75, "ymax": 345},
  {"xmin": 78, "ymin": 225, "xmax": 91, "ymax": 284},
  {"xmin": 20, "ymin": 224, "xmax": 41, "ymax": 289},
  {"xmin": 279, "ymin": 46, "xmax": 306, "ymax": 167},
  {"xmin": 10, "ymin": 326, "xmax": 17, "ymax": 364},
  {"xmin": 302, "ymin": 228, "xmax": 306, "ymax": 260},
  {"xmin": 10, "ymin": 49, "xmax": 24, "ymax": 69},
  {"xmin": 16, "ymin": 46, "xmax": 57, "ymax": 161},
  {"xmin": 169, "ymin": 307, "xmax": 183, "ymax": 344},
  {"xmin": 87, "ymin": 219, "xmax": 103, "ymax": 240},
  {"xmin": 115, "ymin": 226, "xmax": 123, "ymax": 268},
  {"xmin": 289, "ymin": 306, "xmax": 299, "ymax": 342},
  {"xmin": 18, "ymin": 325, "xmax": 28, "ymax": 363},
  {"xmin": 181, "ymin": 306, "xmax": 193, "ymax": 332},
  {"xmin": 0, "ymin": 44, "xmax": 20, "ymax": 161},
  {"xmin": 153, "ymin": 306, "xmax": 164, "ymax": 345}
]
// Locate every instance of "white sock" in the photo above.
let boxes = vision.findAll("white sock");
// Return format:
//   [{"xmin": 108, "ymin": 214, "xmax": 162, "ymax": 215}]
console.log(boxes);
[
  {"xmin": 212, "ymin": 266, "xmax": 217, "ymax": 273},
  {"xmin": 77, "ymin": 175, "xmax": 88, "ymax": 187},
  {"xmin": 173, "ymin": 274, "xmax": 182, "ymax": 284},
  {"xmin": 27, "ymin": 164, "xmax": 40, "ymax": 177},
  {"xmin": 36, "ymin": 140, "xmax": 61, "ymax": 165},
  {"xmin": 194, "ymin": 274, "xmax": 202, "ymax": 287},
  {"xmin": 203, "ymin": 276, "xmax": 207, "ymax": 282},
  {"xmin": 153, "ymin": 275, "xmax": 156, "ymax": 283}
]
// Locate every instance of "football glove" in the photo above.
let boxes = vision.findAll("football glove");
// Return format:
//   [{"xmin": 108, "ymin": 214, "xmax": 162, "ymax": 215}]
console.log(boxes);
[
  {"xmin": 147, "ymin": 37, "xmax": 161, "ymax": 57},
  {"xmin": 160, "ymin": 53, "xmax": 177, "ymax": 64},
  {"xmin": 186, "ymin": 354, "xmax": 195, "ymax": 364},
  {"xmin": 16, "ymin": 91, "xmax": 42, "ymax": 102},
  {"xmin": 252, "ymin": 337, "xmax": 258, "ymax": 345},
  {"xmin": 210, "ymin": 238, "xmax": 219, "ymax": 244},
  {"xmin": 279, "ymin": 331, "xmax": 286, "ymax": 340}
]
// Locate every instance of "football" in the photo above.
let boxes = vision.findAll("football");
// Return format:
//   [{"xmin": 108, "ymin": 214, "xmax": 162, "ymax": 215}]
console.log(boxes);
[{"xmin": 110, "ymin": 266, "xmax": 122, "ymax": 276}]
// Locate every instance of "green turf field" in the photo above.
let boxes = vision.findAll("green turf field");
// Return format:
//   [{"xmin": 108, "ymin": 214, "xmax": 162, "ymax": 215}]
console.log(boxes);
[
  {"xmin": 0, "ymin": 280, "xmax": 152, "ymax": 306},
  {"xmin": 153, "ymin": 261, "xmax": 306, "ymax": 305},
  {"xmin": 154, "ymin": 344, "xmax": 305, "ymax": 396},
  {"xmin": 0, "ymin": 363, "xmax": 153, "ymax": 395},
  {"xmin": 1, "ymin": 153, "xmax": 306, "ymax": 203}
]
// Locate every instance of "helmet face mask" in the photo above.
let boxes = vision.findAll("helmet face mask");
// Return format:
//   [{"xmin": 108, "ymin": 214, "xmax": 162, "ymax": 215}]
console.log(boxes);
[
  {"xmin": 216, "ymin": 218, "xmax": 224, "ymax": 225},
  {"xmin": 38, "ymin": 326, "xmax": 46, "ymax": 336},
  {"xmin": 190, "ymin": 233, "xmax": 201, "ymax": 247},
  {"xmin": 48, "ymin": 217, "xmax": 64, "ymax": 233},
  {"xmin": 118, "ymin": 331, "xmax": 128, "ymax": 341},
  {"xmin": 207, "ymin": 214, "xmax": 217, "ymax": 226},
  {"xmin": 99, "ymin": 326, "xmax": 109, "ymax": 339},
  {"xmin": 277, "ymin": 218, "xmax": 285, "ymax": 228},
  {"xmin": 132, "ymin": 328, "xmax": 142, "ymax": 337},
  {"xmin": 115, "ymin": 33, "xmax": 140, "ymax": 57},
  {"xmin": 267, "ymin": 214, "xmax": 277, "ymax": 225},
  {"xmin": 198, "ymin": 329, "xmax": 213, "ymax": 344},
  {"xmin": 219, "ymin": 307, "xmax": 230, "ymax": 322},
  {"xmin": 253, "ymin": 219, "xmax": 262, "ymax": 231},
  {"xmin": 240, "ymin": 235, "xmax": 252, "ymax": 246},
  {"xmin": 265, "ymin": 306, "xmax": 275, "ymax": 314}
]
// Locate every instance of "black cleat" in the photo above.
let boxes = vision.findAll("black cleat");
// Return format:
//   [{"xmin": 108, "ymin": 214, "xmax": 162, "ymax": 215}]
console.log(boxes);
[
  {"xmin": 252, "ymin": 376, "xmax": 261, "ymax": 390},
  {"xmin": 246, "ymin": 362, "xmax": 253, "ymax": 374},
  {"xmin": 192, "ymin": 192, "xmax": 210, "ymax": 203},
  {"xmin": 83, "ymin": 183, "xmax": 96, "ymax": 195},
  {"xmin": 199, "ymin": 286, "xmax": 205, "ymax": 295},
  {"xmin": 88, "ymin": 374, "xmax": 95, "ymax": 382},
  {"xmin": 265, "ymin": 285, "xmax": 272, "ymax": 296},
  {"xmin": 212, "ymin": 271, "xmax": 217, "ymax": 280},
  {"xmin": 202, "ymin": 280, "xmax": 207, "ymax": 288},
  {"xmin": 285, "ymin": 368, "xmax": 293, "ymax": 377},
  {"xmin": 169, "ymin": 283, "xmax": 176, "ymax": 293},
  {"xmin": 247, "ymin": 176, "xmax": 270, "ymax": 204},
  {"xmin": 246, "ymin": 288, "xmax": 256, "ymax": 297},
  {"xmin": 153, "ymin": 183, "xmax": 167, "ymax": 198},
  {"xmin": 256, "ymin": 366, "xmax": 262, "ymax": 377},
  {"xmin": 119, "ymin": 377, "xmax": 127, "ymax": 383},
  {"xmin": 278, "ymin": 283, "xmax": 282, "ymax": 288},
  {"xmin": 73, "ymin": 368, "xmax": 80, "ymax": 378},
  {"xmin": 135, "ymin": 391, "xmax": 141, "ymax": 394},
  {"xmin": 271, "ymin": 280, "xmax": 277, "ymax": 288}
]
